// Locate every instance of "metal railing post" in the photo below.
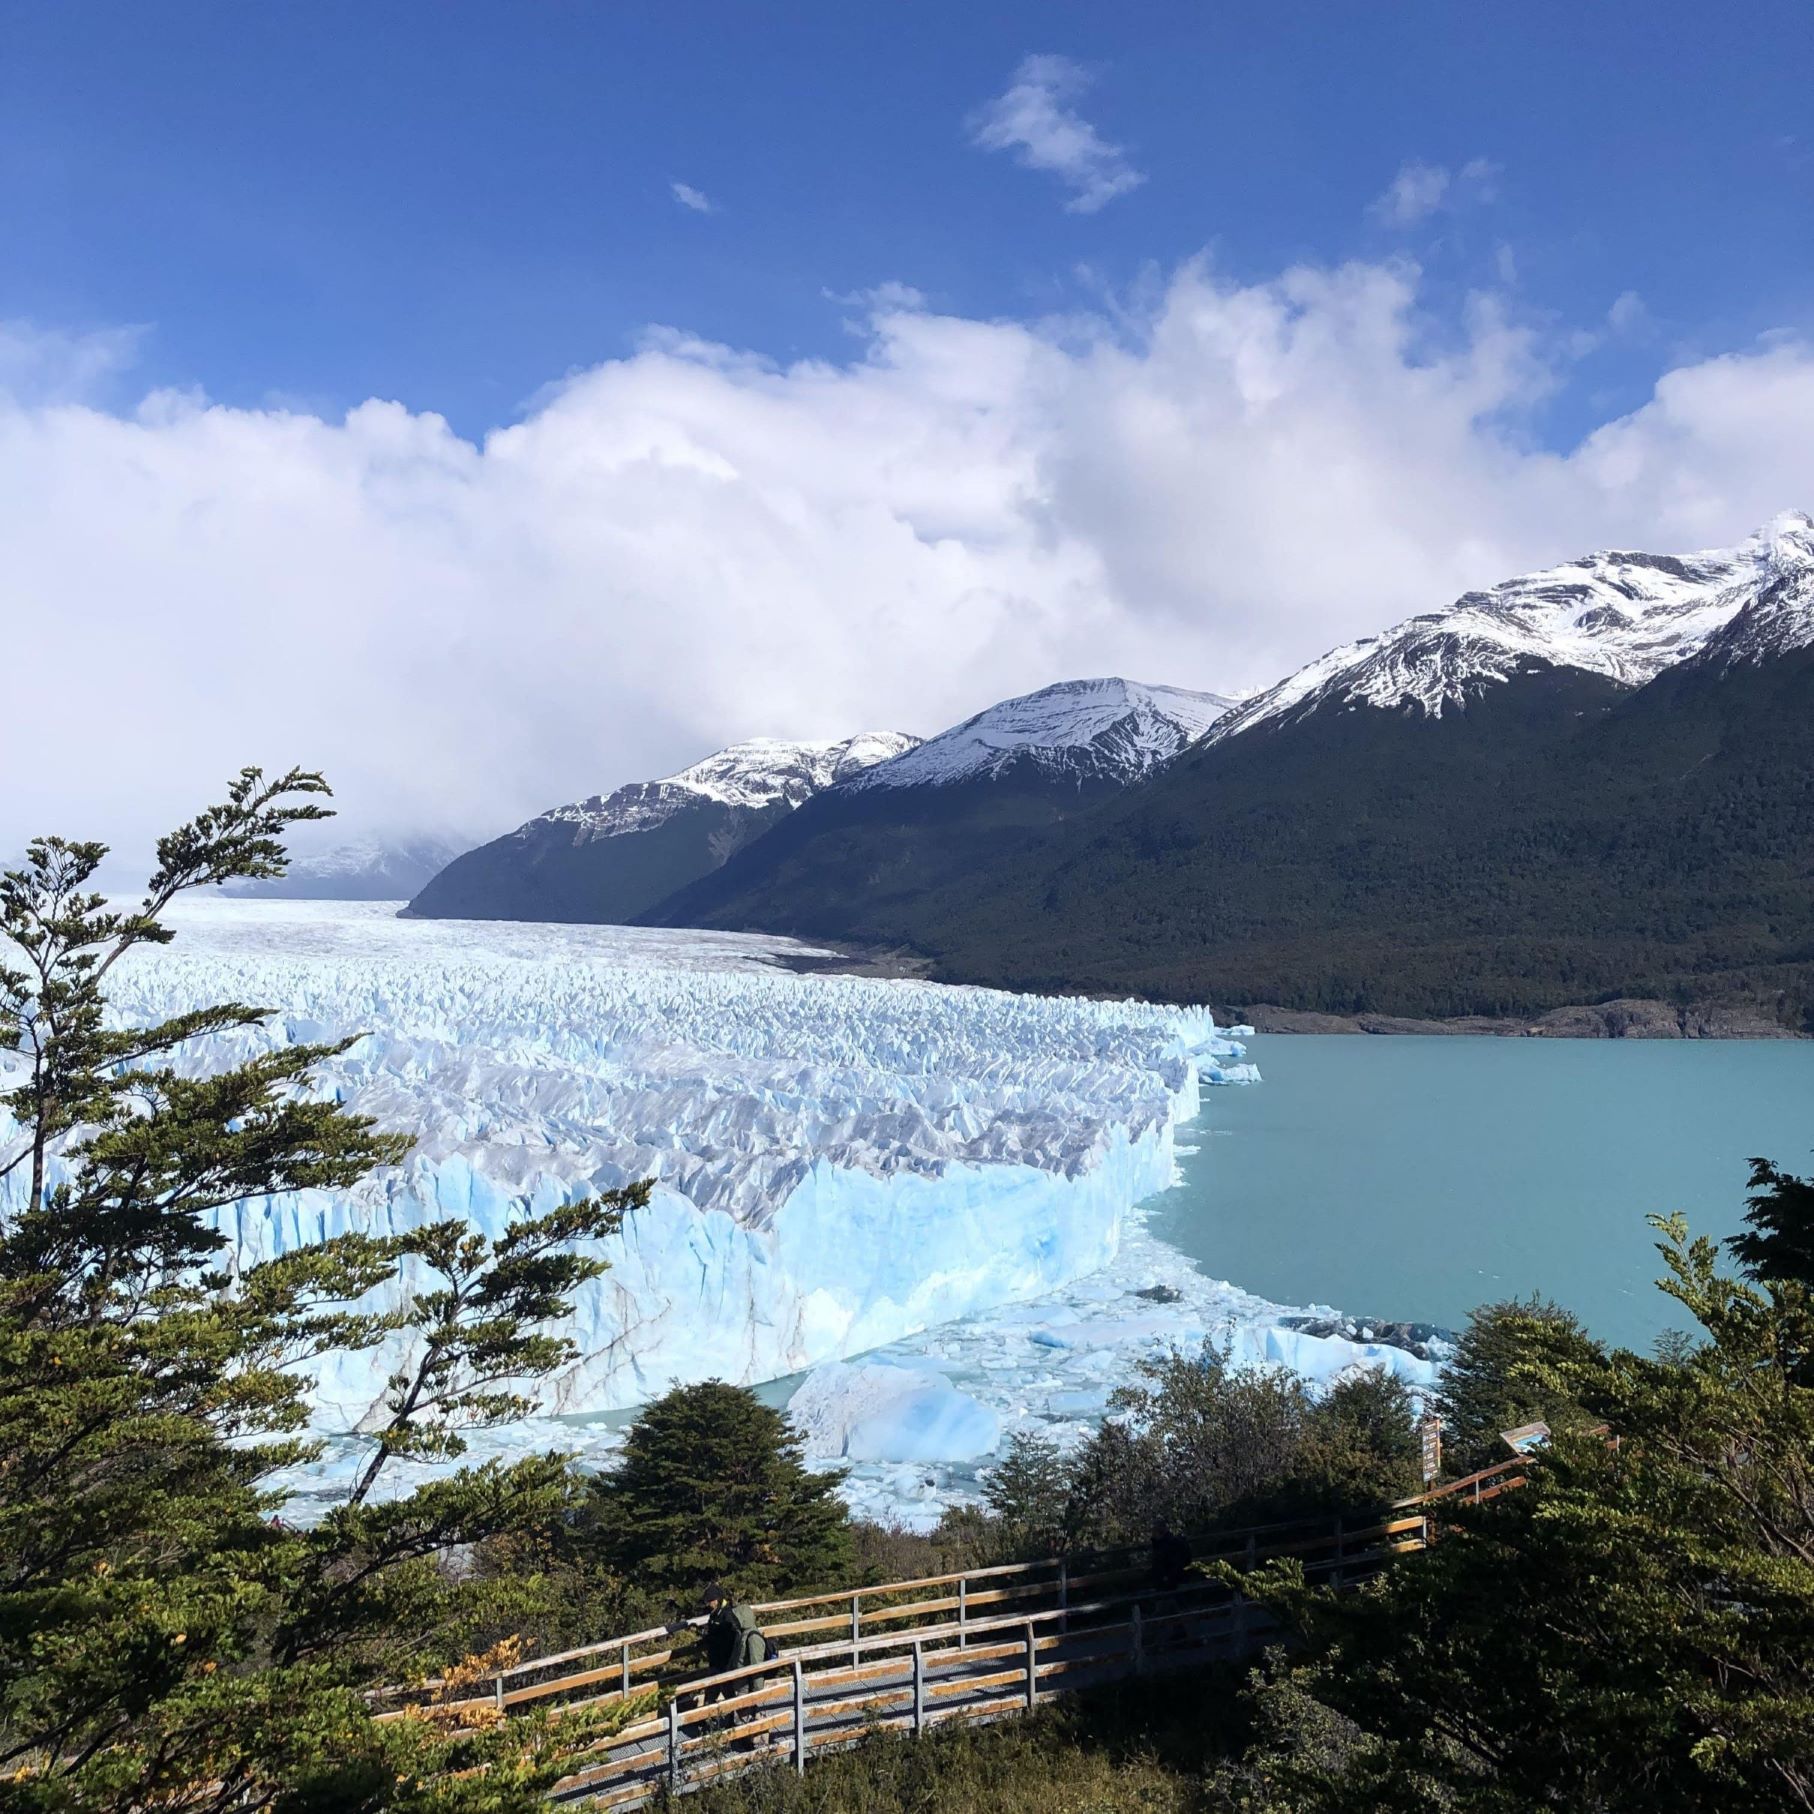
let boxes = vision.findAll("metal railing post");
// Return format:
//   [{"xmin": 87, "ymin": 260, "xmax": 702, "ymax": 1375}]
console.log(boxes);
[
  {"xmin": 958, "ymin": 1577, "xmax": 968, "ymax": 1649},
  {"xmin": 620, "ymin": 1641, "xmax": 631, "ymax": 1698},
  {"xmin": 1023, "ymin": 1621, "xmax": 1037, "ymax": 1711},
  {"xmin": 1058, "ymin": 1558, "xmax": 1069, "ymax": 1634},
  {"xmin": 850, "ymin": 1593, "xmax": 861, "ymax": 1668},
  {"xmin": 493, "ymin": 1672, "xmax": 505, "ymax": 1713},
  {"xmin": 792, "ymin": 1658, "xmax": 806, "ymax": 1775},
  {"xmin": 1131, "ymin": 1603, "xmax": 1145, "ymax": 1676},
  {"xmin": 912, "ymin": 1640, "xmax": 925, "ymax": 1734},
  {"xmin": 1333, "ymin": 1517, "xmax": 1346, "ymax": 1591},
  {"xmin": 667, "ymin": 1696, "xmax": 681, "ymax": 1792}
]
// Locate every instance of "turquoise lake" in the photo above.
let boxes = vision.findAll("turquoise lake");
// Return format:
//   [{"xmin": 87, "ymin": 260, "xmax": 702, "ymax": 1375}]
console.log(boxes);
[{"xmin": 1154, "ymin": 1035, "xmax": 1814, "ymax": 1354}]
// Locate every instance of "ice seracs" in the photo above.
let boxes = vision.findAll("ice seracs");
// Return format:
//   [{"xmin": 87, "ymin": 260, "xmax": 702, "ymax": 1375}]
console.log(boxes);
[
  {"xmin": 843, "ymin": 678, "xmax": 1240, "ymax": 791},
  {"xmin": 2, "ymin": 899, "xmax": 1255, "ymax": 1442},
  {"xmin": 1215, "ymin": 512, "xmax": 1814, "ymax": 737}
]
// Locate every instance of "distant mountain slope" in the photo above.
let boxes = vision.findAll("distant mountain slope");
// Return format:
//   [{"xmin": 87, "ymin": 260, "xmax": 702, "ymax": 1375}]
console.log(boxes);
[
  {"xmin": 647, "ymin": 679, "xmax": 1241, "ymax": 941},
  {"xmin": 225, "ymin": 835, "xmax": 467, "ymax": 901},
  {"xmin": 911, "ymin": 515, "xmax": 1814, "ymax": 1023},
  {"xmin": 405, "ymin": 733, "xmax": 918, "ymax": 924}
]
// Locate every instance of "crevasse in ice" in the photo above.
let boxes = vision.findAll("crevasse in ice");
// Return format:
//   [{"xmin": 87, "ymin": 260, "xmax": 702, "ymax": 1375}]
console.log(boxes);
[{"xmin": 0, "ymin": 900, "xmax": 1258, "ymax": 1436}]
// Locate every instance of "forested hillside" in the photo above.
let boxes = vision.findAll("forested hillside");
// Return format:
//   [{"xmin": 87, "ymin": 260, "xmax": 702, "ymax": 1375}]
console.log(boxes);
[{"xmin": 668, "ymin": 650, "xmax": 1814, "ymax": 1026}]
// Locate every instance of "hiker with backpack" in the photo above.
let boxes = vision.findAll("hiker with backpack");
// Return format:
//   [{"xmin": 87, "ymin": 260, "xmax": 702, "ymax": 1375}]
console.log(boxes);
[
  {"xmin": 698, "ymin": 1583, "xmax": 773, "ymax": 1683},
  {"xmin": 674, "ymin": 1583, "xmax": 780, "ymax": 1745}
]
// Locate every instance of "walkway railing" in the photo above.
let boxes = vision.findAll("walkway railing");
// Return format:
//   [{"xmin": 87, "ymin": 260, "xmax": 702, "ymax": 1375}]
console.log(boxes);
[{"xmin": 384, "ymin": 1459, "xmax": 1526, "ymax": 1808}]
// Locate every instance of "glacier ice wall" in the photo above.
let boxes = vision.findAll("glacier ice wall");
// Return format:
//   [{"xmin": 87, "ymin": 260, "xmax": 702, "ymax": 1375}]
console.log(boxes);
[{"xmin": 2, "ymin": 901, "xmax": 1255, "ymax": 1429}]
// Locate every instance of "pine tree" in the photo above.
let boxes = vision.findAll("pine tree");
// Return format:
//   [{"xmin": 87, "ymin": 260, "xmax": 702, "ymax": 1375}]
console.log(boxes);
[
  {"xmin": 1433, "ymin": 1295, "xmax": 1601, "ymax": 1473},
  {"xmin": 0, "ymin": 771, "xmax": 645, "ymax": 1811},
  {"xmin": 1728, "ymin": 1153, "xmax": 1814, "ymax": 1289},
  {"xmin": 982, "ymin": 1432, "xmax": 1069, "ymax": 1558},
  {"xmin": 586, "ymin": 1380, "xmax": 851, "ymax": 1601}
]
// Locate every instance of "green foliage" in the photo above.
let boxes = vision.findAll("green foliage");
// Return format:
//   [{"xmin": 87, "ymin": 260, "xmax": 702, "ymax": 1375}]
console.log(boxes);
[
  {"xmin": 1296, "ymin": 1369, "xmax": 1422, "ymax": 1509},
  {"xmin": 982, "ymin": 1432, "xmax": 1068, "ymax": 1557},
  {"xmin": 681, "ymin": 1672, "xmax": 1243, "ymax": 1813},
  {"xmin": 1057, "ymin": 1343, "xmax": 1421, "ymax": 1553},
  {"xmin": 0, "ymin": 773, "xmax": 643, "ymax": 1811},
  {"xmin": 1224, "ymin": 1207, "xmax": 1814, "ymax": 1812},
  {"xmin": 1432, "ymin": 1295, "xmax": 1601, "ymax": 1473},
  {"xmin": 583, "ymin": 1380, "xmax": 852, "ymax": 1602},
  {"xmin": 345, "ymin": 1187, "xmax": 649, "ymax": 1506},
  {"xmin": 1729, "ymin": 1152, "xmax": 1814, "ymax": 1289}
]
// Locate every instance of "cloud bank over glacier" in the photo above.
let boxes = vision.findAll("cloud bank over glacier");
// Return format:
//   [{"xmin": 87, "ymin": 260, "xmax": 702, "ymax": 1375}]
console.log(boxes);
[{"xmin": 4, "ymin": 260, "xmax": 1813, "ymax": 860}]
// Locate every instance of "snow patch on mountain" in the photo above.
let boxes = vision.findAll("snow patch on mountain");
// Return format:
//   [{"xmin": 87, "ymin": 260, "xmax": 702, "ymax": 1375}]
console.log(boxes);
[
  {"xmin": 1217, "ymin": 511, "xmax": 1814, "ymax": 736},
  {"xmin": 844, "ymin": 678, "xmax": 1240, "ymax": 791},
  {"xmin": 539, "ymin": 732, "xmax": 921, "ymax": 841}
]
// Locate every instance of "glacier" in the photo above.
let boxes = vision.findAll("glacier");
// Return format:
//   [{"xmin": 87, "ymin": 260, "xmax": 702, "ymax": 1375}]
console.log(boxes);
[{"xmin": 3, "ymin": 898, "xmax": 1438, "ymax": 1526}]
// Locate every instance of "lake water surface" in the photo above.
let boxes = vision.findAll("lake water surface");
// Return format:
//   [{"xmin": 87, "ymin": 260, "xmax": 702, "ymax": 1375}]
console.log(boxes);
[{"xmin": 1154, "ymin": 1035, "xmax": 1814, "ymax": 1353}]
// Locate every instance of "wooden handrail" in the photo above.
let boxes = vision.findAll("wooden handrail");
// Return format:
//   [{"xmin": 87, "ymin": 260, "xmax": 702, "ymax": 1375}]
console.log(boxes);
[{"xmin": 389, "ymin": 1456, "xmax": 1535, "ymax": 1805}]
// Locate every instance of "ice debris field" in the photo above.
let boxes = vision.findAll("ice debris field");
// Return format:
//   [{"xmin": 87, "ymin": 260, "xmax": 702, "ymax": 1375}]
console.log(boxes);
[{"xmin": 5, "ymin": 899, "xmax": 1441, "ymax": 1526}]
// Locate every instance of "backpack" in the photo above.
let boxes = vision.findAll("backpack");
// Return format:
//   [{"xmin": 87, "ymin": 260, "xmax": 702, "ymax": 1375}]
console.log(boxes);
[{"xmin": 763, "ymin": 1634, "xmax": 781, "ymax": 1663}]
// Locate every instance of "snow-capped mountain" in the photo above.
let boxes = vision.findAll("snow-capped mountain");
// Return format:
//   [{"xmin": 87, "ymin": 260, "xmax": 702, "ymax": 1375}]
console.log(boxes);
[
  {"xmin": 899, "ymin": 512, "xmax": 1814, "ymax": 1025},
  {"xmin": 648, "ymin": 678, "xmax": 1240, "ymax": 942},
  {"xmin": 224, "ymin": 834, "xmax": 469, "ymax": 901},
  {"xmin": 406, "ymin": 732, "xmax": 918, "ymax": 925},
  {"xmin": 845, "ymin": 679, "xmax": 1239, "ymax": 792},
  {"xmin": 1215, "ymin": 511, "xmax": 1814, "ymax": 740},
  {"xmin": 546, "ymin": 733, "xmax": 921, "ymax": 841}
]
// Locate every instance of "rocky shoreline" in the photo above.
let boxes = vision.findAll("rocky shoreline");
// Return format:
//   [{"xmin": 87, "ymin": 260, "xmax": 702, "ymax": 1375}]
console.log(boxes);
[{"xmin": 1227, "ymin": 997, "xmax": 1807, "ymax": 1040}]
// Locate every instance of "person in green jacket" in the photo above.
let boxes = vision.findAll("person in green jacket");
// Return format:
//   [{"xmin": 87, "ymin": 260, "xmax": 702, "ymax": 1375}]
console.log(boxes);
[
  {"xmin": 692, "ymin": 1574, "xmax": 765, "ymax": 1712},
  {"xmin": 692, "ymin": 1582, "xmax": 771, "ymax": 1745},
  {"xmin": 698, "ymin": 1583, "xmax": 767, "ymax": 1681}
]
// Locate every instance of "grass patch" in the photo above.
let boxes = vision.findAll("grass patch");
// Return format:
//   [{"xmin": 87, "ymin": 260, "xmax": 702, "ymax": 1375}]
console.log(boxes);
[{"xmin": 676, "ymin": 1669, "xmax": 1245, "ymax": 1812}]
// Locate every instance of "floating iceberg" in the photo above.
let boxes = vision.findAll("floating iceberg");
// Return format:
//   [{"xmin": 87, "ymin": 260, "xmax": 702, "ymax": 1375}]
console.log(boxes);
[
  {"xmin": 788, "ymin": 1361, "xmax": 1002, "ymax": 1464},
  {"xmin": 3, "ymin": 900, "xmax": 1257, "ymax": 1447},
  {"xmin": 782, "ymin": 1210, "xmax": 1446, "ymax": 1530}
]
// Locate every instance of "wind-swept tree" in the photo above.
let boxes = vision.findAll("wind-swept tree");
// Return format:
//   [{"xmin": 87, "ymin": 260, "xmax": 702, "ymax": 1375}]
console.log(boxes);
[{"xmin": 0, "ymin": 770, "xmax": 646, "ymax": 1812}]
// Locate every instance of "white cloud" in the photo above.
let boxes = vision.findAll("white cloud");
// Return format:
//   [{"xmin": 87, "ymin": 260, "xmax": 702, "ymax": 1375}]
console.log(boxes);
[
  {"xmin": 670, "ymin": 181, "xmax": 715, "ymax": 214},
  {"xmin": 1372, "ymin": 161, "xmax": 1450, "ymax": 225},
  {"xmin": 0, "ymin": 321, "xmax": 143, "ymax": 406},
  {"xmin": 1370, "ymin": 156, "xmax": 1498, "ymax": 227},
  {"xmin": 1608, "ymin": 289, "xmax": 1648, "ymax": 333},
  {"xmin": 3, "ymin": 264, "xmax": 1812, "ymax": 868},
  {"xmin": 970, "ymin": 54, "xmax": 1144, "ymax": 214}
]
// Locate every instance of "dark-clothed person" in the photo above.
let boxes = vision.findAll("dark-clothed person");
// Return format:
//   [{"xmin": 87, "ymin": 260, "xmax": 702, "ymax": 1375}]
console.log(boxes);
[{"xmin": 1150, "ymin": 1521, "xmax": 1192, "ymax": 1592}]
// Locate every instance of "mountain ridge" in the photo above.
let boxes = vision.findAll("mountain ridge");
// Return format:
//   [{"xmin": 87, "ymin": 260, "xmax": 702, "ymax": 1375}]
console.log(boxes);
[
  {"xmin": 651, "ymin": 515, "xmax": 1814, "ymax": 1027},
  {"xmin": 646, "ymin": 678, "xmax": 1241, "ymax": 937},
  {"xmin": 405, "ymin": 731, "xmax": 918, "ymax": 924},
  {"xmin": 225, "ymin": 834, "xmax": 468, "ymax": 902},
  {"xmin": 1211, "ymin": 510, "xmax": 1814, "ymax": 740}
]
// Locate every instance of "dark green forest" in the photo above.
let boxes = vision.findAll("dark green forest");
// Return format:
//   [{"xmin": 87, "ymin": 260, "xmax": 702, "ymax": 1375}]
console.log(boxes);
[{"xmin": 666, "ymin": 650, "xmax": 1814, "ymax": 1026}]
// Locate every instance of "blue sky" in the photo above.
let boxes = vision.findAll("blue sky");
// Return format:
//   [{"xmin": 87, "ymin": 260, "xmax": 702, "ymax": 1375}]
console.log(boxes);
[
  {"xmin": 7, "ymin": 1, "xmax": 1808, "ymax": 444},
  {"xmin": 3, "ymin": 2, "xmax": 1813, "ymax": 856}
]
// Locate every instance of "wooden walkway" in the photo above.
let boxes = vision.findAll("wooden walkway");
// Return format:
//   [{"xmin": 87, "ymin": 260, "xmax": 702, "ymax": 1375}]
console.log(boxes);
[{"xmin": 386, "ymin": 1460, "xmax": 1525, "ymax": 1807}]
